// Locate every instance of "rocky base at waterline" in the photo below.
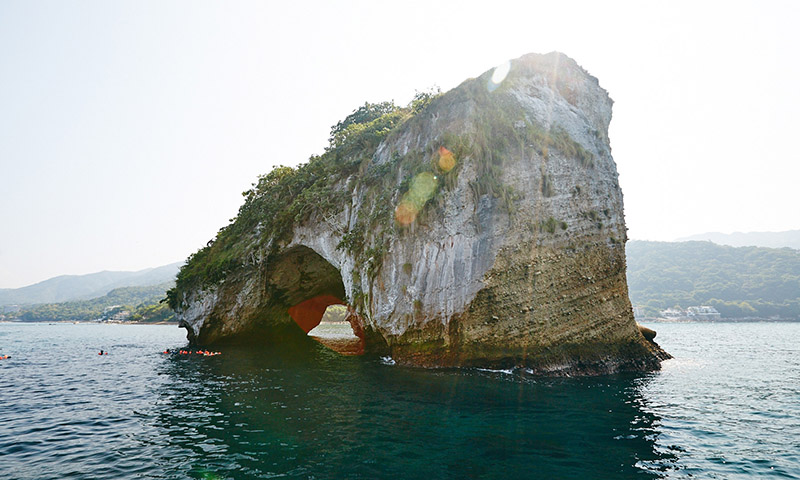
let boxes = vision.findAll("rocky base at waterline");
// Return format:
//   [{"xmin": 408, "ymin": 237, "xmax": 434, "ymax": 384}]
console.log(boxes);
[{"xmin": 169, "ymin": 51, "xmax": 669, "ymax": 374}]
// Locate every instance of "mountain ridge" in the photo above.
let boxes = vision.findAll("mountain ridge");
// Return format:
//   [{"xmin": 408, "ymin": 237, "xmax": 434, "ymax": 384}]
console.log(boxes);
[
  {"xmin": 7, "ymin": 282, "xmax": 174, "ymax": 323},
  {"xmin": 0, "ymin": 262, "xmax": 182, "ymax": 306},
  {"xmin": 676, "ymin": 229, "xmax": 800, "ymax": 250}
]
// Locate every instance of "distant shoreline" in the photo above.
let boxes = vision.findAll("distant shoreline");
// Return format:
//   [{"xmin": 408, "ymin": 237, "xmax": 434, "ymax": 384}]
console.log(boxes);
[
  {"xmin": 0, "ymin": 320, "xmax": 179, "ymax": 325},
  {"xmin": 640, "ymin": 318, "xmax": 800, "ymax": 323}
]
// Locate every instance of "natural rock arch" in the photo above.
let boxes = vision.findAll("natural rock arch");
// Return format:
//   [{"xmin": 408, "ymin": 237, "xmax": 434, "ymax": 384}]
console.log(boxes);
[
  {"xmin": 270, "ymin": 245, "xmax": 347, "ymax": 332},
  {"xmin": 172, "ymin": 52, "xmax": 669, "ymax": 374},
  {"xmin": 182, "ymin": 244, "xmax": 366, "ymax": 352},
  {"xmin": 274, "ymin": 246, "xmax": 365, "ymax": 346}
]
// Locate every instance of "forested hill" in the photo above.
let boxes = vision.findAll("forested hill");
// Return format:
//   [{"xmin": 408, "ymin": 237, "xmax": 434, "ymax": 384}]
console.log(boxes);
[
  {"xmin": 0, "ymin": 262, "xmax": 182, "ymax": 306},
  {"xmin": 5, "ymin": 283, "xmax": 174, "ymax": 323},
  {"xmin": 626, "ymin": 240, "xmax": 800, "ymax": 319}
]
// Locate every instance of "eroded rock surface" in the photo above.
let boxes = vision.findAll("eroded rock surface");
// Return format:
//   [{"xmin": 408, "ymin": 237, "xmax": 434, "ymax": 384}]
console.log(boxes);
[{"xmin": 170, "ymin": 52, "xmax": 669, "ymax": 374}]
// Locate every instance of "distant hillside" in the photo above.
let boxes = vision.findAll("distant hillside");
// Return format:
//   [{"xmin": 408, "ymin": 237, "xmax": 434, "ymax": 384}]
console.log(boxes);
[
  {"xmin": 676, "ymin": 230, "xmax": 800, "ymax": 250},
  {"xmin": 7, "ymin": 283, "xmax": 173, "ymax": 323},
  {"xmin": 0, "ymin": 262, "xmax": 182, "ymax": 306},
  {"xmin": 627, "ymin": 240, "xmax": 800, "ymax": 319}
]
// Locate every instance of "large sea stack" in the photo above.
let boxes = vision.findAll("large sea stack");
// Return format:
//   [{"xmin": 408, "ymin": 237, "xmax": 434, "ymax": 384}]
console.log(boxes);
[{"xmin": 168, "ymin": 52, "xmax": 669, "ymax": 375}]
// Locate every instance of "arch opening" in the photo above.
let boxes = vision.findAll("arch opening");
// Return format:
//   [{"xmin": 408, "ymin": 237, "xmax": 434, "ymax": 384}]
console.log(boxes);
[
  {"xmin": 276, "ymin": 246, "xmax": 364, "ymax": 355},
  {"xmin": 305, "ymin": 303, "xmax": 364, "ymax": 356}
]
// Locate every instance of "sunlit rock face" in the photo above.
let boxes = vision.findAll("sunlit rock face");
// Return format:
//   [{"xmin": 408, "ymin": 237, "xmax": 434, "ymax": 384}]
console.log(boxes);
[{"xmin": 174, "ymin": 52, "xmax": 669, "ymax": 375}]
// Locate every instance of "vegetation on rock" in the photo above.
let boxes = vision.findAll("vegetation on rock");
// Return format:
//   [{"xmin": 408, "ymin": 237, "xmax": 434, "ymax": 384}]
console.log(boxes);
[
  {"xmin": 168, "ymin": 89, "xmax": 444, "ymax": 308},
  {"xmin": 167, "ymin": 71, "xmax": 595, "ymax": 314}
]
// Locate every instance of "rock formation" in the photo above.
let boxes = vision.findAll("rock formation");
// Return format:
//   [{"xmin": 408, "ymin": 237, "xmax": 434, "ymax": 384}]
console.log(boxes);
[{"xmin": 168, "ymin": 52, "xmax": 669, "ymax": 375}]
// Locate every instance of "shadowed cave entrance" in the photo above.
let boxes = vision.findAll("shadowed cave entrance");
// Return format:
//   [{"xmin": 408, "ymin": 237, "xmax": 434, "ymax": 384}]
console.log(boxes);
[{"xmin": 279, "ymin": 246, "xmax": 364, "ymax": 355}]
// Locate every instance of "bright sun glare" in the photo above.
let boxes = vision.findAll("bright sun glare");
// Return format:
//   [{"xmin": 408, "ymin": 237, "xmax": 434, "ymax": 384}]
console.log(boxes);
[{"xmin": 488, "ymin": 60, "xmax": 511, "ymax": 91}]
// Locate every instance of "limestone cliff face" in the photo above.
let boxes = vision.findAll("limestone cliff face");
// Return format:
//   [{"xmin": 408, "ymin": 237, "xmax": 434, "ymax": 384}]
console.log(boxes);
[{"xmin": 170, "ymin": 52, "xmax": 668, "ymax": 374}]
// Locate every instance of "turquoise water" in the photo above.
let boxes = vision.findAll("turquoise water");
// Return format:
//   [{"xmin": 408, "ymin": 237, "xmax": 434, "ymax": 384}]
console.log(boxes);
[{"xmin": 0, "ymin": 322, "xmax": 798, "ymax": 479}]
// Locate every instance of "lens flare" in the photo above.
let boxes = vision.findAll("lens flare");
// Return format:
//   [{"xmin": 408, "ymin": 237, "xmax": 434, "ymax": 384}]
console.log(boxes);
[
  {"xmin": 487, "ymin": 60, "xmax": 511, "ymax": 92},
  {"xmin": 395, "ymin": 172, "xmax": 439, "ymax": 226},
  {"xmin": 409, "ymin": 172, "xmax": 437, "ymax": 204},
  {"xmin": 438, "ymin": 146, "xmax": 455, "ymax": 172},
  {"xmin": 395, "ymin": 200, "xmax": 417, "ymax": 225}
]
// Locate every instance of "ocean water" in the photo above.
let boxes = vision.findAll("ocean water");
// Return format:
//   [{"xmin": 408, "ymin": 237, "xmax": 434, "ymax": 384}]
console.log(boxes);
[{"xmin": 0, "ymin": 322, "xmax": 798, "ymax": 479}]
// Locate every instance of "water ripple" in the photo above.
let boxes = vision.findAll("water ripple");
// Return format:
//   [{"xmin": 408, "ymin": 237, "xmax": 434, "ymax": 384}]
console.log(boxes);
[{"xmin": 1, "ymin": 322, "xmax": 799, "ymax": 479}]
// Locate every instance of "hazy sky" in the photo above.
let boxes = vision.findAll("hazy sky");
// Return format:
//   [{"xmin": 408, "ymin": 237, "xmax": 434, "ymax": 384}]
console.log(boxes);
[{"xmin": 1, "ymin": 0, "xmax": 798, "ymax": 288}]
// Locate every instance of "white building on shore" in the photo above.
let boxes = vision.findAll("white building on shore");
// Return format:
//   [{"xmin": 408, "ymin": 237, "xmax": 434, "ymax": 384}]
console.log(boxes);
[
  {"xmin": 686, "ymin": 306, "xmax": 722, "ymax": 320},
  {"xmin": 658, "ymin": 306, "xmax": 721, "ymax": 321}
]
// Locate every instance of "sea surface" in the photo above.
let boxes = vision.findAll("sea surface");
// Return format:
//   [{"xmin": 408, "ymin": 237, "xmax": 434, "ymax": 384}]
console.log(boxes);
[{"xmin": 1, "ymin": 322, "xmax": 798, "ymax": 479}]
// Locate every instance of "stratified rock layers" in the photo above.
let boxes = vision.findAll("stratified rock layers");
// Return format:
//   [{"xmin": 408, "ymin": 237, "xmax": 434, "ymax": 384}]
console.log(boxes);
[{"xmin": 173, "ymin": 52, "xmax": 668, "ymax": 375}]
